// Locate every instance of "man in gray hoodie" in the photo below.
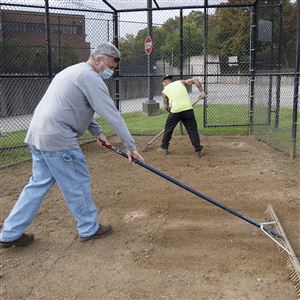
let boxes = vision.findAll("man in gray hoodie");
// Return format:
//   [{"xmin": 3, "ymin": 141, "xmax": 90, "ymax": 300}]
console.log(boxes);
[{"xmin": 0, "ymin": 42, "xmax": 143, "ymax": 248}]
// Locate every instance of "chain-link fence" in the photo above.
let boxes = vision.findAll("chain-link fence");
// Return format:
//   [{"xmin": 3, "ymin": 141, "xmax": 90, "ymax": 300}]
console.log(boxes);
[
  {"xmin": 254, "ymin": 75, "xmax": 299, "ymax": 156},
  {"xmin": 253, "ymin": 0, "xmax": 299, "ymax": 158},
  {"xmin": 0, "ymin": 0, "xmax": 299, "ymax": 167}
]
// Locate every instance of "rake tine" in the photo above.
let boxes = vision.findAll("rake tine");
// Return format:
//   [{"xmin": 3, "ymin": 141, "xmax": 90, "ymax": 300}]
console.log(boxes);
[{"xmin": 266, "ymin": 205, "xmax": 300, "ymax": 297}]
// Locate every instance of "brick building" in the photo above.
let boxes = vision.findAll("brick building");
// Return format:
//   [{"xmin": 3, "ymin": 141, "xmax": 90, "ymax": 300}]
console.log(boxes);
[{"xmin": 0, "ymin": 8, "xmax": 91, "ymax": 73}]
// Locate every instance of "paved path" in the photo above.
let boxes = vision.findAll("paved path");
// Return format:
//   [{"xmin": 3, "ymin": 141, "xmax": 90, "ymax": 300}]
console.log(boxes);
[{"xmin": 0, "ymin": 83, "xmax": 297, "ymax": 134}]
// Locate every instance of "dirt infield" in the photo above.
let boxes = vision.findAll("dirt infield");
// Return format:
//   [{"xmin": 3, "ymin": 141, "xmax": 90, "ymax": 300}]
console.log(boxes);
[{"xmin": 1, "ymin": 135, "xmax": 299, "ymax": 299}]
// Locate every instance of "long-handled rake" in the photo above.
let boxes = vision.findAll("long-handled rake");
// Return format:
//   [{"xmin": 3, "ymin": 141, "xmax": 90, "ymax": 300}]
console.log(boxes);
[
  {"xmin": 100, "ymin": 140, "xmax": 287, "ymax": 241},
  {"xmin": 141, "ymin": 95, "xmax": 205, "ymax": 152},
  {"xmin": 101, "ymin": 140, "xmax": 300, "ymax": 296}
]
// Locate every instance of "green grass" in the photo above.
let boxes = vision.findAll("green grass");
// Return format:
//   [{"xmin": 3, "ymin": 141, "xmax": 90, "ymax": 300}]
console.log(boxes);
[
  {"xmin": 1, "ymin": 104, "xmax": 298, "ymax": 166},
  {"xmin": 0, "ymin": 130, "xmax": 28, "ymax": 148},
  {"xmin": 254, "ymin": 106, "xmax": 300, "ymax": 156},
  {"xmin": 99, "ymin": 104, "xmax": 249, "ymax": 136},
  {"xmin": 0, "ymin": 147, "xmax": 31, "ymax": 167}
]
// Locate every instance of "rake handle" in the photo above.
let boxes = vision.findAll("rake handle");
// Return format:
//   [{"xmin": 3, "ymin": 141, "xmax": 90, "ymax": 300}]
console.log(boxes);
[
  {"xmin": 141, "ymin": 130, "xmax": 165, "ymax": 152},
  {"xmin": 100, "ymin": 140, "xmax": 283, "ymax": 239}
]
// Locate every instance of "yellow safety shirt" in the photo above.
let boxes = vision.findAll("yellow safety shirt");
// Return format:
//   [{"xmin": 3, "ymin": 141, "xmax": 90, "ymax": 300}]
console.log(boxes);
[{"xmin": 162, "ymin": 80, "xmax": 192, "ymax": 113}]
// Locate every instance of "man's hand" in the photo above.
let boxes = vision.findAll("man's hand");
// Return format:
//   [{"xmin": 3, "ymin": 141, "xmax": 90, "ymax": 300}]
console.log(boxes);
[
  {"xmin": 126, "ymin": 149, "xmax": 144, "ymax": 163},
  {"xmin": 192, "ymin": 91, "xmax": 206, "ymax": 106},
  {"xmin": 96, "ymin": 133, "xmax": 110, "ymax": 148},
  {"xmin": 198, "ymin": 91, "xmax": 206, "ymax": 100}
]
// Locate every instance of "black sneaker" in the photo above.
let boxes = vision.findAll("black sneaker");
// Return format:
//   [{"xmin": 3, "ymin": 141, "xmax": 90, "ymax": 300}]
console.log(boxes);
[
  {"xmin": 0, "ymin": 233, "xmax": 34, "ymax": 248},
  {"xmin": 195, "ymin": 146, "xmax": 203, "ymax": 158},
  {"xmin": 80, "ymin": 224, "xmax": 112, "ymax": 241},
  {"xmin": 195, "ymin": 151, "xmax": 201, "ymax": 158}
]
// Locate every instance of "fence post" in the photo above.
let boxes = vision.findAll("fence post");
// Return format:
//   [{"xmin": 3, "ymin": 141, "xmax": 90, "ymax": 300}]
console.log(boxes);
[
  {"xmin": 249, "ymin": 2, "xmax": 257, "ymax": 134},
  {"xmin": 45, "ymin": 0, "xmax": 52, "ymax": 81},
  {"xmin": 203, "ymin": 0, "xmax": 208, "ymax": 128},
  {"xmin": 179, "ymin": 9, "xmax": 184, "ymax": 79},
  {"xmin": 113, "ymin": 12, "xmax": 120, "ymax": 111},
  {"xmin": 275, "ymin": 1, "xmax": 283, "ymax": 128},
  {"xmin": 147, "ymin": 0, "xmax": 153, "ymax": 103},
  {"xmin": 268, "ymin": 6, "xmax": 275, "ymax": 126},
  {"xmin": 291, "ymin": 0, "xmax": 300, "ymax": 159},
  {"xmin": 179, "ymin": 9, "xmax": 184, "ymax": 135}
]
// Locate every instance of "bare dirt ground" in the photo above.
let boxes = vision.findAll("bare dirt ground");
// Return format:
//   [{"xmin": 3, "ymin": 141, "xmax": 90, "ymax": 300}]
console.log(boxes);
[{"xmin": 1, "ymin": 135, "xmax": 299, "ymax": 300}]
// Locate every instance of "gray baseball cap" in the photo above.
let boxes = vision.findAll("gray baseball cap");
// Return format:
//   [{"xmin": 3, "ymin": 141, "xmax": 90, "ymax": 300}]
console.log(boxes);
[{"xmin": 91, "ymin": 42, "xmax": 121, "ymax": 62}]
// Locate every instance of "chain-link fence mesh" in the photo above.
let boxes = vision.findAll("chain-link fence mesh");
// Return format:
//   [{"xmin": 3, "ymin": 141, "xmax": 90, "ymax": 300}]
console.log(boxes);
[
  {"xmin": 0, "ymin": 0, "xmax": 299, "ymax": 167},
  {"xmin": 203, "ymin": 5, "xmax": 251, "ymax": 128},
  {"xmin": 253, "ymin": 75, "xmax": 299, "ymax": 156},
  {"xmin": 253, "ymin": 0, "xmax": 299, "ymax": 158}
]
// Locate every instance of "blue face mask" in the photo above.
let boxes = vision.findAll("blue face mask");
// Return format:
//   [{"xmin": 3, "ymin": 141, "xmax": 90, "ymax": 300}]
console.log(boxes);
[{"xmin": 99, "ymin": 68, "xmax": 114, "ymax": 80}]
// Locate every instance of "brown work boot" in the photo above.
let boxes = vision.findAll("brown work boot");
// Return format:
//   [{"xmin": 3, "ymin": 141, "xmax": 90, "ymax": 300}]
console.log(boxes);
[
  {"xmin": 0, "ymin": 233, "xmax": 34, "ymax": 248},
  {"xmin": 80, "ymin": 224, "xmax": 112, "ymax": 241},
  {"xmin": 157, "ymin": 147, "xmax": 168, "ymax": 155}
]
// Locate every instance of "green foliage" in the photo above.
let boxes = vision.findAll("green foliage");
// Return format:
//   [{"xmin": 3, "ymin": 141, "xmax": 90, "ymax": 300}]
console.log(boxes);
[
  {"xmin": 2, "ymin": 39, "xmax": 81, "ymax": 74},
  {"xmin": 254, "ymin": 0, "xmax": 296, "ymax": 70},
  {"xmin": 1, "ymin": 39, "xmax": 46, "ymax": 73},
  {"xmin": 161, "ymin": 17, "xmax": 204, "ymax": 66},
  {"xmin": 208, "ymin": 6, "xmax": 250, "ymax": 66},
  {"xmin": 282, "ymin": 0, "xmax": 297, "ymax": 68},
  {"xmin": 53, "ymin": 41, "xmax": 80, "ymax": 72},
  {"xmin": 119, "ymin": 11, "xmax": 205, "ymax": 67},
  {"xmin": 119, "ymin": 1, "xmax": 296, "ymax": 70}
]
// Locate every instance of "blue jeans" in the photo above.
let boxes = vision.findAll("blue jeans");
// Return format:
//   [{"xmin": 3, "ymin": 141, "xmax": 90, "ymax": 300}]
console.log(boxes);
[{"xmin": 0, "ymin": 145, "xmax": 99, "ymax": 242}]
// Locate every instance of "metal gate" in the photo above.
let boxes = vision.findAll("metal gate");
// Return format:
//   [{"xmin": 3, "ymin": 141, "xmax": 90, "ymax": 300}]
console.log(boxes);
[{"xmin": 202, "ymin": 3, "xmax": 253, "ymax": 128}]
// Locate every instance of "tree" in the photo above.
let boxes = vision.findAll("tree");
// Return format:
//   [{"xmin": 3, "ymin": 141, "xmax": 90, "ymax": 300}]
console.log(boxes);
[
  {"xmin": 282, "ymin": 0, "xmax": 297, "ymax": 69},
  {"xmin": 119, "ymin": 11, "xmax": 205, "ymax": 70},
  {"xmin": 254, "ymin": 0, "xmax": 297, "ymax": 70},
  {"xmin": 1, "ymin": 39, "xmax": 39, "ymax": 74},
  {"xmin": 208, "ymin": 5, "xmax": 250, "ymax": 72},
  {"xmin": 118, "ymin": 0, "xmax": 297, "ymax": 73}
]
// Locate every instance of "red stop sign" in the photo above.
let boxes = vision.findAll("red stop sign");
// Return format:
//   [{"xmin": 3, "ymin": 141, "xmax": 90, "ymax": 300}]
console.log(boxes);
[{"xmin": 144, "ymin": 36, "xmax": 153, "ymax": 55}]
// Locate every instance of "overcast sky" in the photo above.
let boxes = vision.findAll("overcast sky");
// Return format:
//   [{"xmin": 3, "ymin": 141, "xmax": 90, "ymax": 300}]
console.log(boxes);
[
  {"xmin": 84, "ymin": 8, "xmax": 200, "ymax": 48},
  {"xmin": 2, "ymin": 0, "xmax": 297, "ymax": 49}
]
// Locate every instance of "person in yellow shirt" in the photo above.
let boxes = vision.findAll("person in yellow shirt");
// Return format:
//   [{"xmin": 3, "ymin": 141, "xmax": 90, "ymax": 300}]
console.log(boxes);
[{"xmin": 159, "ymin": 75, "xmax": 205, "ymax": 158}]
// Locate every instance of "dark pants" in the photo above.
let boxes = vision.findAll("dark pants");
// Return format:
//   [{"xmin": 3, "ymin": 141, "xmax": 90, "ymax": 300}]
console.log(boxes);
[{"xmin": 161, "ymin": 109, "xmax": 202, "ymax": 152}]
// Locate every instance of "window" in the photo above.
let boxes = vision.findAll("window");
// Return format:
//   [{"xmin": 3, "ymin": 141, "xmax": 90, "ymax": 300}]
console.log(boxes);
[
  {"xmin": 3, "ymin": 21, "xmax": 83, "ymax": 36},
  {"xmin": 3, "ymin": 21, "xmax": 45, "ymax": 33}
]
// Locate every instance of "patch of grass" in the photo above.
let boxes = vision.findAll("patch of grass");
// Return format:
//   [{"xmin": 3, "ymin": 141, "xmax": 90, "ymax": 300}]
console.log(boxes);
[
  {"xmin": 0, "ymin": 130, "xmax": 28, "ymax": 148},
  {"xmin": 254, "ymin": 106, "xmax": 300, "ymax": 156},
  {"xmin": 0, "ymin": 147, "xmax": 31, "ymax": 167},
  {"xmin": 98, "ymin": 104, "xmax": 249, "ymax": 136},
  {"xmin": 1, "ymin": 104, "xmax": 298, "ymax": 166}
]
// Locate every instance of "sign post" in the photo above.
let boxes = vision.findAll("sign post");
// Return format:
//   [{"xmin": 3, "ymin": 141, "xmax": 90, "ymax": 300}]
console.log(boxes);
[
  {"xmin": 142, "ymin": 0, "xmax": 159, "ymax": 116},
  {"xmin": 143, "ymin": 34, "xmax": 159, "ymax": 115}
]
